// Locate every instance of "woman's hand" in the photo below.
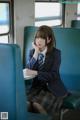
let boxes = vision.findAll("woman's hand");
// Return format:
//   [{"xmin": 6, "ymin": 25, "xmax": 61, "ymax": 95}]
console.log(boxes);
[
  {"xmin": 32, "ymin": 42, "xmax": 40, "ymax": 59},
  {"xmin": 23, "ymin": 68, "xmax": 38, "ymax": 77},
  {"xmin": 32, "ymin": 42, "xmax": 40, "ymax": 53}
]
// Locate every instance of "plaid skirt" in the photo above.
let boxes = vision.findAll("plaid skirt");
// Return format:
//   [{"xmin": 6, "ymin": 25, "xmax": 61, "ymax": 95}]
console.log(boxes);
[{"xmin": 27, "ymin": 87, "xmax": 66, "ymax": 116}]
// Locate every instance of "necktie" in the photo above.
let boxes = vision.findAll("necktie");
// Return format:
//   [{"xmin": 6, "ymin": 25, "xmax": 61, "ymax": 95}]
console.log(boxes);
[{"xmin": 38, "ymin": 53, "xmax": 44, "ymax": 70}]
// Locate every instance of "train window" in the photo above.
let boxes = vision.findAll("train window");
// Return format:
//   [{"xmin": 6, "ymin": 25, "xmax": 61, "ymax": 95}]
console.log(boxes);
[
  {"xmin": 77, "ymin": 3, "xmax": 80, "ymax": 20},
  {"xmin": 0, "ymin": 3, "xmax": 10, "ymax": 43},
  {"xmin": 0, "ymin": 3, "xmax": 9, "ymax": 34},
  {"xmin": 35, "ymin": 2, "xmax": 62, "ymax": 26},
  {"xmin": 0, "ymin": 35, "xmax": 9, "ymax": 43},
  {"xmin": 0, "ymin": 1, "xmax": 14, "ymax": 44}
]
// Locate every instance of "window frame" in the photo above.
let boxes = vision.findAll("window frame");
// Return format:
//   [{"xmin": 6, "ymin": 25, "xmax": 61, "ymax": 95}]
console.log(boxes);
[{"xmin": 59, "ymin": 0, "xmax": 80, "ymax": 4}]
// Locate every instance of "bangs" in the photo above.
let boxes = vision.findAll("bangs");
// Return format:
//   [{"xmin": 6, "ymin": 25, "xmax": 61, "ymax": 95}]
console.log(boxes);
[{"xmin": 35, "ymin": 30, "xmax": 47, "ymax": 40}]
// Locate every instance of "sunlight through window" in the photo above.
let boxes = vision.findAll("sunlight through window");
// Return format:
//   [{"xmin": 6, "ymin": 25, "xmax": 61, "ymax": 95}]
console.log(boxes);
[{"xmin": 35, "ymin": 2, "xmax": 62, "ymax": 26}]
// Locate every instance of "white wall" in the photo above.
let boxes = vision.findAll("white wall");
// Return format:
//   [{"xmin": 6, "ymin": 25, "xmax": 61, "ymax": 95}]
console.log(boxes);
[{"xmin": 14, "ymin": 0, "xmax": 34, "ymax": 57}]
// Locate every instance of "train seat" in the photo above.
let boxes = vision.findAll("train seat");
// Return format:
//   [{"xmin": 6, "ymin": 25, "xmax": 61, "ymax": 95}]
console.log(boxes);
[
  {"xmin": 63, "ymin": 95, "xmax": 80, "ymax": 109},
  {"xmin": 0, "ymin": 44, "xmax": 27, "ymax": 120},
  {"xmin": 23, "ymin": 26, "xmax": 80, "ymax": 119},
  {"xmin": 0, "ymin": 43, "xmax": 51, "ymax": 120},
  {"xmin": 71, "ymin": 20, "xmax": 80, "ymax": 28},
  {"xmin": 53, "ymin": 27, "xmax": 80, "ymax": 110}
]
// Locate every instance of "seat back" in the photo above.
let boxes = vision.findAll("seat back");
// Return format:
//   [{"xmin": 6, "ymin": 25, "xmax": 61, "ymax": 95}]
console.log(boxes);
[
  {"xmin": 23, "ymin": 26, "xmax": 38, "ymax": 68},
  {"xmin": 23, "ymin": 26, "xmax": 80, "ymax": 95},
  {"xmin": 71, "ymin": 20, "xmax": 80, "ymax": 28},
  {"xmin": 0, "ymin": 44, "xmax": 27, "ymax": 120},
  {"xmin": 53, "ymin": 28, "xmax": 80, "ymax": 95}
]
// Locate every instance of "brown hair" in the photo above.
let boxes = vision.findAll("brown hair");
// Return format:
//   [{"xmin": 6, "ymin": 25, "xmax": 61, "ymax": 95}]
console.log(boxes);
[{"xmin": 34, "ymin": 25, "xmax": 56, "ymax": 53}]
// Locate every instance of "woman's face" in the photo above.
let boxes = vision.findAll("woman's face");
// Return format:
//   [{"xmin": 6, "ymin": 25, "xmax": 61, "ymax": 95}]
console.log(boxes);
[{"xmin": 35, "ymin": 38, "xmax": 46, "ymax": 51}]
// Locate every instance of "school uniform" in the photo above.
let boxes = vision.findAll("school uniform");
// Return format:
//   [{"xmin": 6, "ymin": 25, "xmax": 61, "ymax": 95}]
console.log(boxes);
[{"xmin": 26, "ymin": 47, "xmax": 68, "ymax": 116}]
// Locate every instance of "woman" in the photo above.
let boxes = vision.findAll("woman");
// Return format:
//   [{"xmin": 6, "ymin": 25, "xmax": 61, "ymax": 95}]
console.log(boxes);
[{"xmin": 23, "ymin": 25, "xmax": 68, "ymax": 117}]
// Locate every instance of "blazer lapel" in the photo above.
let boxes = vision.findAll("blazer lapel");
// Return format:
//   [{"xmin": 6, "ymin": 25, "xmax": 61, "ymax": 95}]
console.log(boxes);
[{"xmin": 43, "ymin": 52, "xmax": 54, "ymax": 71}]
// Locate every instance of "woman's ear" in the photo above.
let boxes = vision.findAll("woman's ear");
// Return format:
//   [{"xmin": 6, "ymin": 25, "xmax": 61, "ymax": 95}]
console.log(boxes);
[{"xmin": 47, "ymin": 38, "xmax": 51, "ymax": 44}]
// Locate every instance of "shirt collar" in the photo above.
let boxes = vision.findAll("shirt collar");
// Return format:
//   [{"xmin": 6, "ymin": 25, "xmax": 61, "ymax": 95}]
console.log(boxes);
[{"xmin": 40, "ymin": 47, "xmax": 47, "ymax": 56}]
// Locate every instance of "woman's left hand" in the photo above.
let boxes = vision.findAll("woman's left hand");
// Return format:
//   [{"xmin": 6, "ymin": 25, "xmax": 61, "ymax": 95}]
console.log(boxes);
[{"xmin": 23, "ymin": 68, "xmax": 38, "ymax": 77}]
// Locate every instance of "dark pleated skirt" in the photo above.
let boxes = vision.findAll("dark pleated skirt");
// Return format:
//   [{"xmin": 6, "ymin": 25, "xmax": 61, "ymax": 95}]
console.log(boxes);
[{"xmin": 27, "ymin": 87, "xmax": 66, "ymax": 116}]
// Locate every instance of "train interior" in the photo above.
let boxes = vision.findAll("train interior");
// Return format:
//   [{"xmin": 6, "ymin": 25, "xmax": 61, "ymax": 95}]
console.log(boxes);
[{"xmin": 0, "ymin": 0, "xmax": 80, "ymax": 120}]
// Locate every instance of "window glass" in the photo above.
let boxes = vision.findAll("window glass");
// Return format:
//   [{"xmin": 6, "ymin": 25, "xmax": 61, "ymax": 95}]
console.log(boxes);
[
  {"xmin": 0, "ymin": 35, "xmax": 8, "ymax": 43},
  {"xmin": 35, "ymin": 2, "xmax": 62, "ymax": 26},
  {"xmin": 0, "ymin": 3, "xmax": 9, "ymax": 43},
  {"xmin": 0, "ymin": 3, "xmax": 9, "ymax": 34},
  {"xmin": 77, "ymin": 3, "xmax": 80, "ymax": 14},
  {"xmin": 77, "ymin": 3, "xmax": 80, "ymax": 20},
  {"xmin": 35, "ymin": 20, "xmax": 61, "ymax": 26}
]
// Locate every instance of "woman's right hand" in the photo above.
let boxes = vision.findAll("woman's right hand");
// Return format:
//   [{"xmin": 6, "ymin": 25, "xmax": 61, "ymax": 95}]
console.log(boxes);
[
  {"xmin": 32, "ymin": 42, "xmax": 40, "ymax": 59},
  {"xmin": 32, "ymin": 42, "xmax": 40, "ymax": 53}
]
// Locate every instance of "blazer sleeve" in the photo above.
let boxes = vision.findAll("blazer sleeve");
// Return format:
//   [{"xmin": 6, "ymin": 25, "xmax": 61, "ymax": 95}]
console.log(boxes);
[
  {"xmin": 26, "ymin": 49, "xmax": 37, "ymax": 69},
  {"xmin": 38, "ymin": 50, "xmax": 61, "ymax": 83}
]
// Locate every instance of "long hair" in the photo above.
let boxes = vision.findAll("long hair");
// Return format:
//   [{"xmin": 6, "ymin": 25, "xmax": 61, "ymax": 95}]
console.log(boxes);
[{"xmin": 34, "ymin": 25, "xmax": 56, "ymax": 54}]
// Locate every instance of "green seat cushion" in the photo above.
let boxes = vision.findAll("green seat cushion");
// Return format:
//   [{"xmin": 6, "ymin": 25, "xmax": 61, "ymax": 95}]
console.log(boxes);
[
  {"xmin": 27, "ymin": 112, "xmax": 52, "ymax": 120},
  {"xmin": 63, "ymin": 95, "xmax": 80, "ymax": 109}
]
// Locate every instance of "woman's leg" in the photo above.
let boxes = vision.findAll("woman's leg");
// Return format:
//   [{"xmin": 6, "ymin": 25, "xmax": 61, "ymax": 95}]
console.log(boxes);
[{"xmin": 32, "ymin": 102, "xmax": 47, "ymax": 114}]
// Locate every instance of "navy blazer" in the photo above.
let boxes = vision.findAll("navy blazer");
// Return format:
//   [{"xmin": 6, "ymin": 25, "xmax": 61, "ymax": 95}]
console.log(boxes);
[{"xmin": 26, "ymin": 47, "xmax": 68, "ymax": 97}]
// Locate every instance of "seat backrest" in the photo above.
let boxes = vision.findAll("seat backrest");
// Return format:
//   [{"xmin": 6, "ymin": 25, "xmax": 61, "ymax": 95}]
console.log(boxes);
[
  {"xmin": 53, "ymin": 28, "xmax": 80, "ymax": 95},
  {"xmin": 71, "ymin": 20, "xmax": 80, "ymax": 28},
  {"xmin": 23, "ymin": 26, "xmax": 38, "ymax": 68},
  {"xmin": 0, "ymin": 44, "xmax": 27, "ymax": 120},
  {"xmin": 23, "ymin": 26, "xmax": 80, "ymax": 95}
]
